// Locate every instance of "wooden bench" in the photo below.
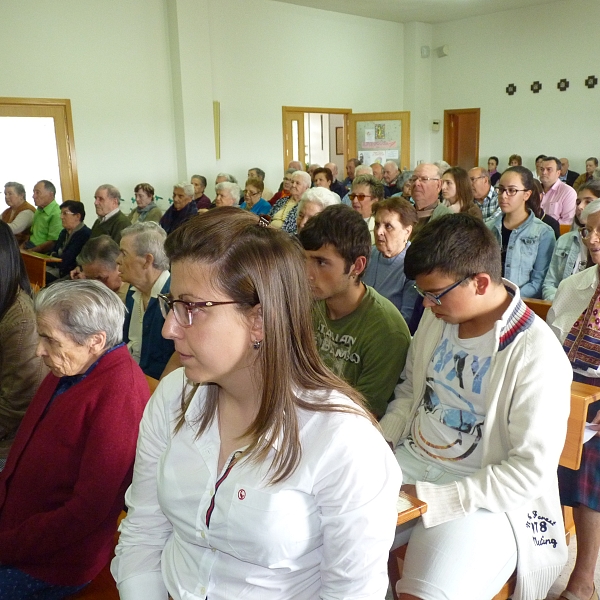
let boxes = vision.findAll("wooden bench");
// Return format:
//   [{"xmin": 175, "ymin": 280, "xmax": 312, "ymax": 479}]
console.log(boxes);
[
  {"xmin": 560, "ymin": 224, "xmax": 571, "ymax": 236},
  {"xmin": 523, "ymin": 297, "xmax": 552, "ymax": 321},
  {"xmin": 20, "ymin": 249, "xmax": 62, "ymax": 289}
]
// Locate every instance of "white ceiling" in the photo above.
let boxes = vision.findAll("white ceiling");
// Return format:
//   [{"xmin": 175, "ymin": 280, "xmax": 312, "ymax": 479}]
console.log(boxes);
[{"xmin": 270, "ymin": 0, "xmax": 554, "ymax": 24}]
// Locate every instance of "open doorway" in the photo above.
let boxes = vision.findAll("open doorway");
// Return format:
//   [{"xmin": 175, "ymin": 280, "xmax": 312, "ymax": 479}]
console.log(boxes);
[{"xmin": 282, "ymin": 106, "xmax": 351, "ymax": 173}]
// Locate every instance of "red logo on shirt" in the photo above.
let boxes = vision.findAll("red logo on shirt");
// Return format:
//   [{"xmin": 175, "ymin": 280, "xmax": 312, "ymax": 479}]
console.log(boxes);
[{"xmin": 238, "ymin": 489, "xmax": 246, "ymax": 500}]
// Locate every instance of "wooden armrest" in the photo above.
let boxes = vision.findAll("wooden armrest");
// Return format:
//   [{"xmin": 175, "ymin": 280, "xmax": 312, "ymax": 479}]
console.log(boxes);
[
  {"xmin": 20, "ymin": 249, "xmax": 63, "ymax": 263},
  {"xmin": 523, "ymin": 297, "xmax": 552, "ymax": 321},
  {"xmin": 397, "ymin": 491, "xmax": 427, "ymax": 526}
]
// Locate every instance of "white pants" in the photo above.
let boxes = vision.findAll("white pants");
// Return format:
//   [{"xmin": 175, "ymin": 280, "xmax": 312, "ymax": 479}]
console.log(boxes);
[{"xmin": 393, "ymin": 445, "xmax": 518, "ymax": 600}]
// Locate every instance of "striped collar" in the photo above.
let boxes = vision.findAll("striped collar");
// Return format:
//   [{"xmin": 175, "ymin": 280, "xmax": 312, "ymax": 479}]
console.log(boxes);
[{"xmin": 498, "ymin": 289, "xmax": 534, "ymax": 351}]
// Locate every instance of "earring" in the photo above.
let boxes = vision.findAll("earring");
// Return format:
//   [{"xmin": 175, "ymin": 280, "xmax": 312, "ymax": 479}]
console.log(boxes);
[{"xmin": 252, "ymin": 340, "xmax": 262, "ymax": 350}]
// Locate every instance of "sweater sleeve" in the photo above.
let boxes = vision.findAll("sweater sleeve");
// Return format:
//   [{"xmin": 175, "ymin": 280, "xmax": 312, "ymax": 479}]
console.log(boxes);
[{"xmin": 7, "ymin": 210, "xmax": 33, "ymax": 235}]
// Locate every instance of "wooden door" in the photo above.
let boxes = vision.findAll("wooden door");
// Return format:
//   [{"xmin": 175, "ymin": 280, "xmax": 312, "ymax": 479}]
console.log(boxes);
[
  {"xmin": 443, "ymin": 108, "xmax": 480, "ymax": 170},
  {"xmin": 348, "ymin": 111, "xmax": 410, "ymax": 171},
  {"xmin": 282, "ymin": 110, "xmax": 306, "ymax": 169}
]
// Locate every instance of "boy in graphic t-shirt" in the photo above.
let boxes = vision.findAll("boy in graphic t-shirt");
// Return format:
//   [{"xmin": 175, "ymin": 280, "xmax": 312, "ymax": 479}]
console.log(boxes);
[{"xmin": 380, "ymin": 213, "xmax": 572, "ymax": 600}]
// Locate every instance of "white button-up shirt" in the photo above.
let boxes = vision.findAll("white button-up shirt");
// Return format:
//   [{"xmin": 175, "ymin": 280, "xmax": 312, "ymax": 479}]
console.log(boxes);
[{"xmin": 112, "ymin": 370, "xmax": 401, "ymax": 600}]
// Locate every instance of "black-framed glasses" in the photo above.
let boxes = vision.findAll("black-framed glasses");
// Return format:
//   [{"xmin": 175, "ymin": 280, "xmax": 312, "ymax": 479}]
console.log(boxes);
[
  {"xmin": 158, "ymin": 293, "xmax": 238, "ymax": 327},
  {"xmin": 349, "ymin": 193, "xmax": 373, "ymax": 202},
  {"xmin": 497, "ymin": 186, "xmax": 527, "ymax": 197},
  {"xmin": 243, "ymin": 189, "xmax": 260, "ymax": 197},
  {"xmin": 414, "ymin": 275, "xmax": 474, "ymax": 306}
]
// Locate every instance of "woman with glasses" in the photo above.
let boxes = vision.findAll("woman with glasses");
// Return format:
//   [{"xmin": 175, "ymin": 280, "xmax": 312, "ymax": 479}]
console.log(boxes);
[
  {"xmin": 542, "ymin": 182, "xmax": 600, "ymax": 301},
  {"xmin": 269, "ymin": 168, "xmax": 295, "ymax": 207},
  {"xmin": 547, "ymin": 198, "xmax": 600, "ymax": 600},
  {"xmin": 487, "ymin": 166, "xmax": 555, "ymax": 298},
  {"xmin": 112, "ymin": 207, "xmax": 401, "ymax": 600},
  {"xmin": 441, "ymin": 167, "xmax": 482, "ymax": 218},
  {"xmin": 240, "ymin": 178, "xmax": 271, "ymax": 216}
]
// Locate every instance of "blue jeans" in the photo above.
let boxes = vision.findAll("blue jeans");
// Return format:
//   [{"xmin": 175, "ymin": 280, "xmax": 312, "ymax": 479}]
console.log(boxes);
[{"xmin": 0, "ymin": 566, "xmax": 88, "ymax": 599}]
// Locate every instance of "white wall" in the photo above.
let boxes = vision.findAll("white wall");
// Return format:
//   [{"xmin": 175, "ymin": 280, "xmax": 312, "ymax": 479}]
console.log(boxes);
[{"xmin": 429, "ymin": 0, "xmax": 600, "ymax": 173}]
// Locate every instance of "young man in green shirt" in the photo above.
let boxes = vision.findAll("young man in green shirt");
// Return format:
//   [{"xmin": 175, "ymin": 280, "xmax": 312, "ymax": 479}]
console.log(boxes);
[{"xmin": 298, "ymin": 204, "xmax": 411, "ymax": 418}]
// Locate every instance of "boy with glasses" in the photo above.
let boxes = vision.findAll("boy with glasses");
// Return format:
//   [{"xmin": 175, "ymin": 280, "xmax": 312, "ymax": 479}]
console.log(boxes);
[{"xmin": 381, "ymin": 213, "xmax": 572, "ymax": 600}]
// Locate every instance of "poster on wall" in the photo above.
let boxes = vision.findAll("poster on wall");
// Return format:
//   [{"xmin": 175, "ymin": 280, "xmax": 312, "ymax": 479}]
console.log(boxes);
[{"xmin": 356, "ymin": 119, "xmax": 401, "ymax": 166}]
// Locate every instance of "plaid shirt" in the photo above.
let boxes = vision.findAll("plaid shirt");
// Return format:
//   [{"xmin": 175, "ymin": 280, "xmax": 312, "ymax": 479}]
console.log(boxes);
[{"xmin": 477, "ymin": 187, "xmax": 500, "ymax": 224}]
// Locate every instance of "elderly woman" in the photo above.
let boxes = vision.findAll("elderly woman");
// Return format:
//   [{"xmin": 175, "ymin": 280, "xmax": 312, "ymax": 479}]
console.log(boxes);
[
  {"xmin": 296, "ymin": 186, "xmax": 340, "ymax": 232},
  {"xmin": 191, "ymin": 175, "xmax": 211, "ymax": 211},
  {"xmin": 363, "ymin": 196, "xmax": 419, "ymax": 323},
  {"xmin": 269, "ymin": 168, "xmax": 295, "ymax": 206},
  {"xmin": 547, "ymin": 198, "xmax": 600, "ymax": 600},
  {"xmin": 111, "ymin": 208, "xmax": 401, "ymax": 599},
  {"xmin": 269, "ymin": 170, "xmax": 311, "ymax": 234},
  {"xmin": 215, "ymin": 181, "xmax": 241, "ymax": 208},
  {"xmin": 46, "ymin": 200, "xmax": 91, "ymax": 283},
  {"xmin": 0, "ymin": 279, "xmax": 149, "ymax": 599},
  {"xmin": 129, "ymin": 183, "xmax": 163, "ymax": 224},
  {"xmin": 240, "ymin": 178, "xmax": 271, "ymax": 215},
  {"xmin": 117, "ymin": 222, "xmax": 175, "ymax": 379},
  {"xmin": 0, "ymin": 222, "xmax": 47, "ymax": 469},
  {"xmin": 159, "ymin": 183, "xmax": 198, "ymax": 235},
  {"xmin": 1, "ymin": 182, "xmax": 35, "ymax": 245},
  {"xmin": 543, "ymin": 182, "xmax": 600, "ymax": 301}
]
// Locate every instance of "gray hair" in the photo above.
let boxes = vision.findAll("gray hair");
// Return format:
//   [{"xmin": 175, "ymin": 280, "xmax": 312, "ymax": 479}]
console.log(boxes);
[
  {"xmin": 384, "ymin": 160, "xmax": 399, "ymax": 171},
  {"xmin": 249, "ymin": 167, "xmax": 265, "ymax": 180},
  {"xmin": 96, "ymin": 184, "xmax": 121, "ymax": 201},
  {"xmin": 298, "ymin": 188, "xmax": 340, "ymax": 214},
  {"xmin": 593, "ymin": 168, "xmax": 600, "ymax": 181},
  {"xmin": 399, "ymin": 171, "xmax": 414, "ymax": 186},
  {"xmin": 77, "ymin": 235, "xmax": 120, "ymax": 268},
  {"xmin": 216, "ymin": 181, "xmax": 241, "ymax": 205},
  {"xmin": 34, "ymin": 279, "xmax": 124, "ymax": 348},
  {"xmin": 435, "ymin": 160, "xmax": 451, "ymax": 174},
  {"xmin": 4, "ymin": 181, "xmax": 26, "ymax": 198},
  {"xmin": 215, "ymin": 172, "xmax": 238, "ymax": 184},
  {"xmin": 582, "ymin": 198, "xmax": 600, "ymax": 222},
  {"xmin": 354, "ymin": 165, "xmax": 374, "ymax": 177},
  {"xmin": 292, "ymin": 170, "xmax": 312, "ymax": 187},
  {"xmin": 175, "ymin": 182, "xmax": 195, "ymax": 198},
  {"xmin": 121, "ymin": 222, "xmax": 169, "ymax": 271}
]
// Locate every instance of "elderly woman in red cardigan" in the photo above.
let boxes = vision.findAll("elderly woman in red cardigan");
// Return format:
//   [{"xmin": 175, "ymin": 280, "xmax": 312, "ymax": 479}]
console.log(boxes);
[{"xmin": 0, "ymin": 279, "xmax": 150, "ymax": 599}]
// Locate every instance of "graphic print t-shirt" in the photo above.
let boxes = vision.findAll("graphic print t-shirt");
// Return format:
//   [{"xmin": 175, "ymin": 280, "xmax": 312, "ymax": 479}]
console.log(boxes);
[{"xmin": 406, "ymin": 323, "xmax": 494, "ymax": 475}]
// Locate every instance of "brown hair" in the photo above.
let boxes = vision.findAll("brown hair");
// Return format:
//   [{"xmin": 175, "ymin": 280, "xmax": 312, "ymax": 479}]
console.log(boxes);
[
  {"xmin": 372, "ymin": 196, "xmax": 418, "ymax": 227},
  {"xmin": 508, "ymin": 154, "xmax": 522, "ymax": 166},
  {"xmin": 312, "ymin": 167, "xmax": 333, "ymax": 183},
  {"xmin": 165, "ymin": 208, "xmax": 373, "ymax": 483},
  {"xmin": 134, "ymin": 183, "xmax": 155, "ymax": 198},
  {"xmin": 245, "ymin": 177, "xmax": 264, "ymax": 194},
  {"xmin": 443, "ymin": 167, "xmax": 476, "ymax": 213}
]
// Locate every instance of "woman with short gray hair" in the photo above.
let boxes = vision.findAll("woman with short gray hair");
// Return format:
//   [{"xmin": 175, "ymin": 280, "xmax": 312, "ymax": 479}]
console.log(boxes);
[
  {"xmin": 117, "ymin": 222, "xmax": 175, "ymax": 379},
  {"xmin": 1, "ymin": 181, "xmax": 36, "ymax": 245},
  {"xmin": 159, "ymin": 182, "xmax": 198, "ymax": 235},
  {"xmin": 215, "ymin": 181, "xmax": 241, "ymax": 207},
  {"xmin": 0, "ymin": 279, "xmax": 150, "ymax": 599},
  {"xmin": 296, "ymin": 187, "xmax": 340, "ymax": 232}
]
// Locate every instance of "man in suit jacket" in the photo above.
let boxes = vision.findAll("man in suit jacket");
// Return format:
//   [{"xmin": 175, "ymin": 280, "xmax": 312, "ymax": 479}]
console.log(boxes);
[{"xmin": 560, "ymin": 158, "xmax": 580, "ymax": 187}]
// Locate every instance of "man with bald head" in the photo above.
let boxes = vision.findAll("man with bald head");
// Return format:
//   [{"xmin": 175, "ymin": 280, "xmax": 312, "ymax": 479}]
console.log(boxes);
[
  {"xmin": 382, "ymin": 161, "xmax": 401, "ymax": 197},
  {"xmin": 468, "ymin": 167, "xmax": 500, "ymax": 225},
  {"xmin": 559, "ymin": 158, "xmax": 579, "ymax": 188},
  {"xmin": 371, "ymin": 163, "xmax": 384, "ymax": 182},
  {"xmin": 288, "ymin": 160, "xmax": 303, "ymax": 172},
  {"xmin": 325, "ymin": 162, "xmax": 348, "ymax": 199},
  {"xmin": 410, "ymin": 163, "xmax": 451, "ymax": 238}
]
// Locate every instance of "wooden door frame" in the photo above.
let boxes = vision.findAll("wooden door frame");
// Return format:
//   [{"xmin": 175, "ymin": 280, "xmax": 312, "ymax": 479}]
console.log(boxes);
[
  {"xmin": 0, "ymin": 97, "xmax": 80, "ymax": 200},
  {"xmin": 282, "ymin": 106, "xmax": 352, "ymax": 171},
  {"xmin": 443, "ymin": 108, "xmax": 480, "ymax": 168},
  {"xmin": 348, "ymin": 111, "xmax": 411, "ymax": 171}
]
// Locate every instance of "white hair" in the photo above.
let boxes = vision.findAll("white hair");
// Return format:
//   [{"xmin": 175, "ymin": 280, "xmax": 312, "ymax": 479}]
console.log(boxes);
[
  {"xmin": 292, "ymin": 171, "xmax": 312, "ymax": 188},
  {"xmin": 216, "ymin": 181, "xmax": 241, "ymax": 205},
  {"xmin": 354, "ymin": 165, "xmax": 373, "ymax": 176},
  {"xmin": 121, "ymin": 221, "xmax": 169, "ymax": 271},
  {"xmin": 34, "ymin": 279, "xmax": 124, "ymax": 348},
  {"xmin": 384, "ymin": 160, "xmax": 399, "ymax": 171},
  {"xmin": 581, "ymin": 198, "xmax": 600, "ymax": 222},
  {"xmin": 298, "ymin": 187, "xmax": 341, "ymax": 214},
  {"xmin": 175, "ymin": 182, "xmax": 195, "ymax": 198},
  {"xmin": 215, "ymin": 172, "xmax": 238, "ymax": 184}
]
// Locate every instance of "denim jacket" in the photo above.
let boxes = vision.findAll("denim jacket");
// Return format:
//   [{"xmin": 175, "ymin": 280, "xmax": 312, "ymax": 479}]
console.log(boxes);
[
  {"xmin": 542, "ymin": 231, "xmax": 585, "ymax": 301},
  {"xmin": 488, "ymin": 210, "xmax": 556, "ymax": 298}
]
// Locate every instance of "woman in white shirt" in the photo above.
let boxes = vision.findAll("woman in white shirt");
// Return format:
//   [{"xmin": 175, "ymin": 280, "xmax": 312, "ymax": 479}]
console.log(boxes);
[{"xmin": 112, "ymin": 207, "xmax": 401, "ymax": 600}]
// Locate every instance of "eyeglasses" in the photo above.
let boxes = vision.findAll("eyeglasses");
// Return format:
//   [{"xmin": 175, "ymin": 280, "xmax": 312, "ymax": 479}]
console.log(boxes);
[
  {"xmin": 243, "ymin": 190, "xmax": 260, "ymax": 197},
  {"xmin": 414, "ymin": 275, "xmax": 474, "ymax": 306},
  {"xmin": 580, "ymin": 226, "xmax": 600, "ymax": 240},
  {"xmin": 158, "ymin": 293, "xmax": 238, "ymax": 327},
  {"xmin": 496, "ymin": 186, "xmax": 527, "ymax": 197},
  {"xmin": 60, "ymin": 210, "xmax": 76, "ymax": 216},
  {"xmin": 349, "ymin": 193, "xmax": 373, "ymax": 202},
  {"xmin": 409, "ymin": 176, "xmax": 440, "ymax": 184},
  {"xmin": 469, "ymin": 176, "xmax": 486, "ymax": 183}
]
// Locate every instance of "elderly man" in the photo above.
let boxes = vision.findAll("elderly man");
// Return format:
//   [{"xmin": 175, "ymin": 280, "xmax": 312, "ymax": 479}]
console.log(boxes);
[
  {"xmin": 343, "ymin": 158, "xmax": 361, "ymax": 191},
  {"xmin": 324, "ymin": 162, "xmax": 348, "ymax": 199},
  {"xmin": 73, "ymin": 235, "xmax": 129, "ymax": 302},
  {"xmin": 215, "ymin": 181, "xmax": 241, "ymax": 207},
  {"xmin": 468, "ymin": 167, "xmax": 501, "ymax": 225},
  {"xmin": 411, "ymin": 163, "xmax": 452, "ymax": 238},
  {"xmin": 382, "ymin": 161, "xmax": 402, "ymax": 197},
  {"xmin": 159, "ymin": 182, "xmax": 198, "ymax": 235},
  {"xmin": 26, "ymin": 180, "xmax": 62, "ymax": 253},
  {"xmin": 540, "ymin": 156, "xmax": 577, "ymax": 224},
  {"xmin": 117, "ymin": 222, "xmax": 175, "ymax": 380},
  {"xmin": 559, "ymin": 158, "xmax": 579, "ymax": 187},
  {"xmin": 350, "ymin": 174, "xmax": 383, "ymax": 244},
  {"xmin": 574, "ymin": 157, "xmax": 599, "ymax": 190},
  {"xmin": 371, "ymin": 163, "xmax": 384, "ymax": 181},
  {"xmin": 89, "ymin": 184, "xmax": 130, "ymax": 243},
  {"xmin": 287, "ymin": 160, "xmax": 303, "ymax": 172},
  {"xmin": 247, "ymin": 167, "xmax": 273, "ymax": 202}
]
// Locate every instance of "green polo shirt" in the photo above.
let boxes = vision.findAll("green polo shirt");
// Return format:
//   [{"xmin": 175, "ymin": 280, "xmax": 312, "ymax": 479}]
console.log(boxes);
[{"xmin": 31, "ymin": 200, "xmax": 62, "ymax": 246}]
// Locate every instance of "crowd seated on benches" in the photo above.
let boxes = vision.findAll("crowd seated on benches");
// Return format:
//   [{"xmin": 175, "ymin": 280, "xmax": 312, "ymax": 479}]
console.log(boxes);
[{"xmin": 2, "ymin": 152, "xmax": 600, "ymax": 600}]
